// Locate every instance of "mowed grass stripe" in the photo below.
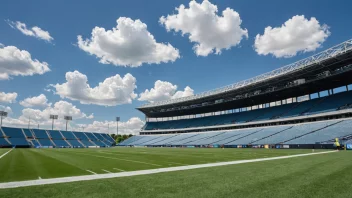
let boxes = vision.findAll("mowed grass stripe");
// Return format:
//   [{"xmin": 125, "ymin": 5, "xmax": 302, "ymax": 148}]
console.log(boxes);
[
  {"xmin": 0, "ymin": 149, "xmax": 11, "ymax": 157},
  {"xmin": 0, "ymin": 149, "xmax": 88, "ymax": 182},
  {"xmin": 0, "ymin": 148, "xmax": 323, "ymax": 183},
  {"xmin": 0, "ymin": 149, "xmax": 12, "ymax": 159},
  {"xmin": 41, "ymin": 149, "xmax": 160, "ymax": 173},
  {"xmin": 0, "ymin": 150, "xmax": 347, "ymax": 198}
]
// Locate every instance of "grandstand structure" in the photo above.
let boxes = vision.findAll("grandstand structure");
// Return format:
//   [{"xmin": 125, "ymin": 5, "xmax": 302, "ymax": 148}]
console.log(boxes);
[
  {"xmin": 0, "ymin": 126, "xmax": 115, "ymax": 148},
  {"xmin": 120, "ymin": 39, "xmax": 352, "ymax": 148}
]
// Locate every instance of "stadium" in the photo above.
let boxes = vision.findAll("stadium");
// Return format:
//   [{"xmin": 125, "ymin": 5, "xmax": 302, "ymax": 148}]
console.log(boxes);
[
  {"xmin": 0, "ymin": 39, "xmax": 352, "ymax": 197},
  {"xmin": 1, "ymin": 1, "xmax": 352, "ymax": 197},
  {"xmin": 122, "ymin": 39, "xmax": 352, "ymax": 149}
]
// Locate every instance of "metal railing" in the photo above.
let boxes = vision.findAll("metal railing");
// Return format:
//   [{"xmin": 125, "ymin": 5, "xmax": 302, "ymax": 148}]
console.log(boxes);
[{"xmin": 139, "ymin": 39, "xmax": 352, "ymax": 108}]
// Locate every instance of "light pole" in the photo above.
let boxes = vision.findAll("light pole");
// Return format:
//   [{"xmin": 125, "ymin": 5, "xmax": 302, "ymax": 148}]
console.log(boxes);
[
  {"xmin": 0, "ymin": 111, "xmax": 8, "ymax": 127},
  {"xmin": 64, "ymin": 116, "xmax": 72, "ymax": 131},
  {"xmin": 28, "ymin": 116, "xmax": 31, "ymax": 129},
  {"xmin": 50, "ymin": 115, "xmax": 58, "ymax": 130},
  {"xmin": 116, "ymin": 117, "xmax": 120, "ymax": 135}
]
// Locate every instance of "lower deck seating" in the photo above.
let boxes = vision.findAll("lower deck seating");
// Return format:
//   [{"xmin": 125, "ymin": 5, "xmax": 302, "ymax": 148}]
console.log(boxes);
[
  {"xmin": 37, "ymin": 139, "xmax": 54, "ymax": 147},
  {"xmin": 67, "ymin": 140, "xmax": 83, "ymax": 147},
  {"xmin": 30, "ymin": 139, "xmax": 41, "ymax": 147},
  {"xmin": 80, "ymin": 140, "xmax": 95, "ymax": 147},
  {"xmin": 120, "ymin": 119, "xmax": 351, "ymax": 146},
  {"xmin": 7, "ymin": 138, "xmax": 30, "ymax": 146},
  {"xmin": 52, "ymin": 139, "xmax": 70, "ymax": 147},
  {"xmin": 0, "ymin": 126, "xmax": 113, "ymax": 148},
  {"xmin": 0, "ymin": 138, "xmax": 11, "ymax": 146}
]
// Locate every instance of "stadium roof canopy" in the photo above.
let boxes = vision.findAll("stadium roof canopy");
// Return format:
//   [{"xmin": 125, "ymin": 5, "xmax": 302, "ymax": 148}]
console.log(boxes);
[{"xmin": 138, "ymin": 39, "xmax": 352, "ymax": 118}]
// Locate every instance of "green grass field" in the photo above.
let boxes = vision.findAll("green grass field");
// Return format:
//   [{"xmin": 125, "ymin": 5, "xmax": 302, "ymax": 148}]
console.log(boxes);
[{"xmin": 0, "ymin": 148, "xmax": 351, "ymax": 197}]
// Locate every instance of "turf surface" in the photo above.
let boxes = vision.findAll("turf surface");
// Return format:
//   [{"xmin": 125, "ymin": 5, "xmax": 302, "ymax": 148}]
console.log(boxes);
[
  {"xmin": 0, "ymin": 148, "xmax": 350, "ymax": 198},
  {"xmin": 0, "ymin": 148, "xmax": 313, "ymax": 182}
]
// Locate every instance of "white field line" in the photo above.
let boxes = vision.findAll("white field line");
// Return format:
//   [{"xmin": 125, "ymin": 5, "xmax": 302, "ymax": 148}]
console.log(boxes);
[
  {"xmin": 75, "ymin": 152, "xmax": 161, "ymax": 167},
  {"xmin": 0, "ymin": 149, "xmax": 13, "ymax": 159},
  {"xmin": 102, "ymin": 169, "xmax": 111, "ymax": 173},
  {"xmin": 38, "ymin": 177, "xmax": 42, "ymax": 180},
  {"xmin": 0, "ymin": 150, "xmax": 337, "ymax": 189},
  {"xmin": 113, "ymin": 168, "xmax": 125, "ymax": 172},
  {"xmin": 86, "ymin": 170, "xmax": 97, "ymax": 175},
  {"xmin": 166, "ymin": 161, "xmax": 188, "ymax": 166}
]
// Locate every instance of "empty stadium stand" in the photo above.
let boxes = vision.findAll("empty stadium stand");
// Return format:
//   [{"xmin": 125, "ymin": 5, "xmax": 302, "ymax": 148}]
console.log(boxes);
[
  {"xmin": 0, "ymin": 126, "xmax": 114, "ymax": 148},
  {"xmin": 119, "ymin": 118, "xmax": 352, "ymax": 147}
]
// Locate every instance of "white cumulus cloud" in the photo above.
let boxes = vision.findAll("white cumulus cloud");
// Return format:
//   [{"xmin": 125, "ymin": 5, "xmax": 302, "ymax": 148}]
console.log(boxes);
[
  {"xmin": 77, "ymin": 17, "xmax": 180, "ymax": 67},
  {"xmin": 0, "ymin": 92, "xmax": 17, "ymax": 103},
  {"xmin": 139, "ymin": 80, "xmax": 194, "ymax": 103},
  {"xmin": 0, "ymin": 105, "xmax": 12, "ymax": 114},
  {"xmin": 0, "ymin": 45, "xmax": 50, "ymax": 80},
  {"xmin": 82, "ymin": 117, "xmax": 145, "ymax": 135},
  {"xmin": 1, "ymin": 100, "xmax": 93, "ymax": 130},
  {"xmin": 160, "ymin": 0, "xmax": 248, "ymax": 56},
  {"xmin": 52, "ymin": 70, "xmax": 137, "ymax": 106},
  {"xmin": 254, "ymin": 15, "xmax": 330, "ymax": 58},
  {"xmin": 20, "ymin": 100, "xmax": 93, "ymax": 122},
  {"xmin": 20, "ymin": 94, "xmax": 51, "ymax": 107},
  {"xmin": 6, "ymin": 20, "xmax": 54, "ymax": 42}
]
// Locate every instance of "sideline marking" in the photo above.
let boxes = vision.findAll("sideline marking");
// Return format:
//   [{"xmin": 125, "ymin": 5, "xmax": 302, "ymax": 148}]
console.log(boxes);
[
  {"xmin": 102, "ymin": 169, "xmax": 111, "ymax": 173},
  {"xmin": 166, "ymin": 161, "xmax": 188, "ymax": 166},
  {"xmin": 113, "ymin": 168, "xmax": 125, "ymax": 172},
  {"xmin": 38, "ymin": 177, "xmax": 42, "ymax": 180},
  {"xmin": 86, "ymin": 170, "xmax": 97, "ymax": 175},
  {"xmin": 74, "ymin": 152, "xmax": 161, "ymax": 167},
  {"xmin": 0, "ymin": 149, "xmax": 13, "ymax": 159},
  {"xmin": 0, "ymin": 150, "xmax": 337, "ymax": 189}
]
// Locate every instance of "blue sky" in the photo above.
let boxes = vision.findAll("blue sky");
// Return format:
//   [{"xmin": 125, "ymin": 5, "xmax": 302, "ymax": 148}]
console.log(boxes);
[{"xmin": 0, "ymin": 0, "xmax": 351, "ymax": 134}]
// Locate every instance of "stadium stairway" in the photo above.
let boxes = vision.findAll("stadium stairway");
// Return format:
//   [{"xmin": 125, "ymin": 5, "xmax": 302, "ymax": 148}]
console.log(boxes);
[
  {"xmin": 144, "ymin": 134, "xmax": 178, "ymax": 146},
  {"xmin": 162, "ymin": 133, "xmax": 200, "ymax": 145},
  {"xmin": 187, "ymin": 132, "xmax": 227, "ymax": 145},
  {"xmin": 281, "ymin": 120, "xmax": 344, "ymax": 144},
  {"xmin": 59, "ymin": 131, "xmax": 73, "ymax": 147},
  {"xmin": 250, "ymin": 126, "xmax": 294, "ymax": 144},
  {"xmin": 222, "ymin": 128, "xmax": 264, "ymax": 145}
]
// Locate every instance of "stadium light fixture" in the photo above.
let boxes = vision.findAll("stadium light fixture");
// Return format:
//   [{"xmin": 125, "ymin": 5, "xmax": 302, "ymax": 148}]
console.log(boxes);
[
  {"xmin": 0, "ymin": 111, "xmax": 8, "ymax": 127},
  {"xmin": 64, "ymin": 116, "xmax": 72, "ymax": 131},
  {"xmin": 50, "ymin": 114, "xmax": 58, "ymax": 130},
  {"xmin": 116, "ymin": 117, "xmax": 120, "ymax": 135}
]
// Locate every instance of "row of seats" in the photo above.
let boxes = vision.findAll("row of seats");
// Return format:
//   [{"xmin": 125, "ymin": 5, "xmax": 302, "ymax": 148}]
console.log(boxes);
[
  {"xmin": 120, "ymin": 119, "xmax": 352, "ymax": 146},
  {"xmin": 144, "ymin": 91, "xmax": 352, "ymax": 130},
  {"xmin": 0, "ymin": 127, "xmax": 115, "ymax": 148}
]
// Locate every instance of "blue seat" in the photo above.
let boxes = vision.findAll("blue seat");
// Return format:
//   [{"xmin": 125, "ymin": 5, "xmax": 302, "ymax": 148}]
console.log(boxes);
[
  {"xmin": 80, "ymin": 140, "xmax": 95, "ymax": 147},
  {"xmin": 0, "ymin": 138, "xmax": 11, "ymax": 146},
  {"xmin": 53, "ymin": 139, "xmax": 70, "ymax": 147},
  {"xmin": 38, "ymin": 139, "xmax": 54, "ymax": 147},
  {"xmin": 67, "ymin": 140, "xmax": 83, "ymax": 147},
  {"xmin": 8, "ymin": 138, "xmax": 29, "ymax": 146},
  {"xmin": 61, "ymin": 131, "xmax": 77, "ymax": 139},
  {"xmin": 84, "ymin": 132, "xmax": 98, "ymax": 141},
  {"xmin": 2, "ymin": 127, "xmax": 26, "ymax": 138},
  {"xmin": 73, "ymin": 132, "xmax": 89, "ymax": 140},
  {"xmin": 48, "ymin": 130, "xmax": 64, "ymax": 139},
  {"xmin": 32, "ymin": 129, "xmax": 50, "ymax": 139},
  {"xmin": 23, "ymin": 129, "xmax": 34, "ymax": 138}
]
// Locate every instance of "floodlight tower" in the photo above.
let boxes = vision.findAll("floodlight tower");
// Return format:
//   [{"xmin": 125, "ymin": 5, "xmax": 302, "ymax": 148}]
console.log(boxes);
[
  {"xmin": 0, "ymin": 111, "xmax": 8, "ymax": 127},
  {"xmin": 50, "ymin": 114, "xmax": 58, "ymax": 130},
  {"xmin": 64, "ymin": 116, "xmax": 72, "ymax": 131},
  {"xmin": 116, "ymin": 117, "xmax": 120, "ymax": 135}
]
